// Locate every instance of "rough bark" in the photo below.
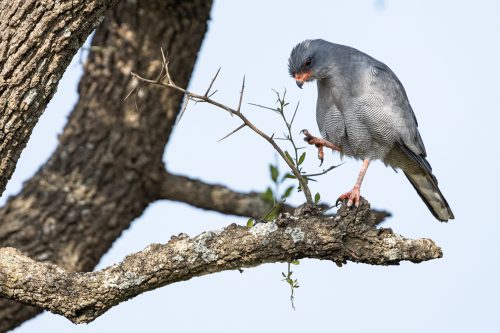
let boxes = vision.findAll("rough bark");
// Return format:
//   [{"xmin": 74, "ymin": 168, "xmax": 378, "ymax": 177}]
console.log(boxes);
[
  {"xmin": 0, "ymin": 199, "xmax": 441, "ymax": 324},
  {"xmin": 0, "ymin": 0, "xmax": 119, "ymax": 197},
  {"xmin": 0, "ymin": 0, "xmax": 213, "ymax": 330}
]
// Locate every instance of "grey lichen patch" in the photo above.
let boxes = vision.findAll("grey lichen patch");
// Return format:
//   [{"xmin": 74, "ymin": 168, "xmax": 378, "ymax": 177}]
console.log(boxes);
[
  {"xmin": 382, "ymin": 234, "xmax": 410, "ymax": 247},
  {"xmin": 102, "ymin": 271, "xmax": 147, "ymax": 290},
  {"xmin": 22, "ymin": 89, "xmax": 38, "ymax": 106},
  {"xmin": 36, "ymin": 58, "xmax": 48, "ymax": 73},
  {"xmin": 285, "ymin": 227, "xmax": 305, "ymax": 243},
  {"xmin": 172, "ymin": 255, "xmax": 184, "ymax": 262},
  {"xmin": 192, "ymin": 232, "xmax": 218, "ymax": 263},
  {"xmin": 381, "ymin": 234, "xmax": 412, "ymax": 260},
  {"xmin": 383, "ymin": 236, "xmax": 397, "ymax": 246},
  {"xmin": 172, "ymin": 238, "xmax": 189, "ymax": 253},
  {"xmin": 249, "ymin": 222, "xmax": 278, "ymax": 237},
  {"xmin": 63, "ymin": 27, "xmax": 71, "ymax": 38}
]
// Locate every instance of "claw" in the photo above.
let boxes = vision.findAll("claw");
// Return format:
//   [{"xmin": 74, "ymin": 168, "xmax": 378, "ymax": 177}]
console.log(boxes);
[
  {"xmin": 301, "ymin": 129, "xmax": 314, "ymax": 144},
  {"xmin": 336, "ymin": 186, "xmax": 361, "ymax": 208},
  {"xmin": 318, "ymin": 146, "xmax": 324, "ymax": 166}
]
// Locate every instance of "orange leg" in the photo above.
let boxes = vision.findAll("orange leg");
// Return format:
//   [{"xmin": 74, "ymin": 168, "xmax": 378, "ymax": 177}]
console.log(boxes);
[
  {"xmin": 301, "ymin": 129, "xmax": 342, "ymax": 166},
  {"xmin": 336, "ymin": 159, "xmax": 371, "ymax": 207}
]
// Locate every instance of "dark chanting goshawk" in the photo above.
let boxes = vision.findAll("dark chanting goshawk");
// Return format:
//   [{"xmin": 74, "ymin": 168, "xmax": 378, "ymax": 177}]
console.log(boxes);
[{"xmin": 288, "ymin": 39, "xmax": 454, "ymax": 221}]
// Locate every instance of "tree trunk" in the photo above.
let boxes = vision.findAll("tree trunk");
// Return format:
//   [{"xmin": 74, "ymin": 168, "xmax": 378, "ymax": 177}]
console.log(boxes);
[
  {"xmin": 0, "ymin": 0, "xmax": 119, "ymax": 197},
  {"xmin": 0, "ymin": 0, "xmax": 213, "ymax": 330}
]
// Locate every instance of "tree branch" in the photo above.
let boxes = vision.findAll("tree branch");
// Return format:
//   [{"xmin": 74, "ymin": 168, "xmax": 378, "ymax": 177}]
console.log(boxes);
[
  {"xmin": 0, "ymin": 198, "xmax": 441, "ymax": 324},
  {"xmin": 158, "ymin": 172, "xmax": 294, "ymax": 218},
  {"xmin": 157, "ymin": 171, "xmax": 391, "ymax": 224}
]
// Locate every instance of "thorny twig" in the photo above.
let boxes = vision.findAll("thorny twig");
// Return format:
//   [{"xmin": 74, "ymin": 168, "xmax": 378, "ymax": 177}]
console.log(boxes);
[
  {"xmin": 129, "ymin": 52, "xmax": 313, "ymax": 204},
  {"xmin": 249, "ymin": 91, "xmax": 339, "ymax": 187}
]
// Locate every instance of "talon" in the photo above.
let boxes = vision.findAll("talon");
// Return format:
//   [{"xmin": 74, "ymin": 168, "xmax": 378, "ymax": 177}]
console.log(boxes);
[
  {"xmin": 318, "ymin": 146, "xmax": 324, "ymax": 166},
  {"xmin": 301, "ymin": 129, "xmax": 317, "ymax": 145},
  {"xmin": 336, "ymin": 186, "xmax": 361, "ymax": 209}
]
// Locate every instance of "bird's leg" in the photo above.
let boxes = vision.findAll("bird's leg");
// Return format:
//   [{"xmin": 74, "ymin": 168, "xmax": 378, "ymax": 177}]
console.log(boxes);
[
  {"xmin": 301, "ymin": 129, "xmax": 342, "ymax": 166},
  {"xmin": 336, "ymin": 159, "xmax": 371, "ymax": 208}
]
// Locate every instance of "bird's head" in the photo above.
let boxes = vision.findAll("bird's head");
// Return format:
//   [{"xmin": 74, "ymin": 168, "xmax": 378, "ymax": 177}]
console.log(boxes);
[{"xmin": 288, "ymin": 39, "xmax": 329, "ymax": 88}]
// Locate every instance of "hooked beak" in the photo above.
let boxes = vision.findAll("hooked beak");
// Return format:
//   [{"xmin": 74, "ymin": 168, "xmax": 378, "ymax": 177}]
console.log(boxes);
[{"xmin": 294, "ymin": 71, "xmax": 311, "ymax": 89}]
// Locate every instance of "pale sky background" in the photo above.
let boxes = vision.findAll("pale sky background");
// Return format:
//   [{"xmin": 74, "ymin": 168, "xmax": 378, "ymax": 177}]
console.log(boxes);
[{"xmin": 7, "ymin": 0, "xmax": 500, "ymax": 332}]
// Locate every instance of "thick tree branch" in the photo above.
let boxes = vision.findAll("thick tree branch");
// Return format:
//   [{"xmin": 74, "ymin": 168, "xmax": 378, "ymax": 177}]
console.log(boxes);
[
  {"xmin": 157, "ymin": 171, "xmax": 391, "ymax": 224},
  {"xmin": 158, "ymin": 172, "xmax": 294, "ymax": 218},
  {"xmin": 0, "ymin": 199, "xmax": 441, "ymax": 324},
  {"xmin": 0, "ymin": 0, "xmax": 119, "ymax": 196}
]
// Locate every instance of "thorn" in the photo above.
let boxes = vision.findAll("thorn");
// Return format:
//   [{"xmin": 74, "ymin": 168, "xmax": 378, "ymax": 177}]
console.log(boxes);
[
  {"xmin": 160, "ymin": 46, "xmax": 167, "ymax": 65},
  {"xmin": 248, "ymin": 102, "xmax": 281, "ymax": 113},
  {"xmin": 237, "ymin": 75, "xmax": 245, "ymax": 113},
  {"xmin": 132, "ymin": 87, "xmax": 141, "ymax": 112},
  {"xmin": 160, "ymin": 47, "xmax": 173, "ymax": 85},
  {"xmin": 218, "ymin": 124, "xmax": 246, "ymax": 142},
  {"xmin": 204, "ymin": 67, "xmax": 221, "ymax": 97},
  {"xmin": 175, "ymin": 94, "xmax": 190, "ymax": 125},
  {"xmin": 208, "ymin": 89, "xmax": 218, "ymax": 98},
  {"xmin": 290, "ymin": 101, "xmax": 300, "ymax": 125},
  {"xmin": 123, "ymin": 86, "xmax": 137, "ymax": 101},
  {"xmin": 154, "ymin": 48, "xmax": 166, "ymax": 82}
]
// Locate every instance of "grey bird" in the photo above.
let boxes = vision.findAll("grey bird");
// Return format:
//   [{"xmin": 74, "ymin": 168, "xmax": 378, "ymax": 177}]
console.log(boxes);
[{"xmin": 288, "ymin": 39, "xmax": 454, "ymax": 221}]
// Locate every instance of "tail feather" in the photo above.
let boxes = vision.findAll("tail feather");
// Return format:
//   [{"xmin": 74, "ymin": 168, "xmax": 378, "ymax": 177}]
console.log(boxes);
[
  {"xmin": 396, "ymin": 143, "xmax": 454, "ymax": 222},
  {"xmin": 404, "ymin": 170, "xmax": 454, "ymax": 222}
]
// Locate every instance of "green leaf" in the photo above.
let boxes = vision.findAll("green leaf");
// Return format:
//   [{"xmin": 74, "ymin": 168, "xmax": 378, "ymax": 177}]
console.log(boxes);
[
  {"xmin": 246, "ymin": 218, "xmax": 254, "ymax": 228},
  {"xmin": 261, "ymin": 187, "xmax": 274, "ymax": 204},
  {"xmin": 314, "ymin": 192, "xmax": 321, "ymax": 205},
  {"xmin": 265, "ymin": 206, "xmax": 280, "ymax": 221},
  {"xmin": 281, "ymin": 185, "xmax": 294, "ymax": 199},
  {"xmin": 284, "ymin": 151, "xmax": 294, "ymax": 166},
  {"xmin": 280, "ymin": 173, "xmax": 289, "ymax": 183},
  {"xmin": 291, "ymin": 260, "xmax": 300, "ymax": 265},
  {"xmin": 284, "ymin": 173, "xmax": 297, "ymax": 180},
  {"xmin": 298, "ymin": 152, "xmax": 306, "ymax": 165},
  {"xmin": 269, "ymin": 164, "xmax": 279, "ymax": 183}
]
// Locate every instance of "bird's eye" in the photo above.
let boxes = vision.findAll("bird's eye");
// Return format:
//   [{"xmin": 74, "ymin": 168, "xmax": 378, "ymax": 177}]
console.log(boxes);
[{"xmin": 304, "ymin": 59, "xmax": 312, "ymax": 67}]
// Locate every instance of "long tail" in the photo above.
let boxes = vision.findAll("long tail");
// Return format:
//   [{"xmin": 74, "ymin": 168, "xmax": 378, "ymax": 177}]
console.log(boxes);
[
  {"xmin": 404, "ymin": 169, "xmax": 454, "ymax": 221},
  {"xmin": 398, "ymin": 144, "xmax": 454, "ymax": 221}
]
